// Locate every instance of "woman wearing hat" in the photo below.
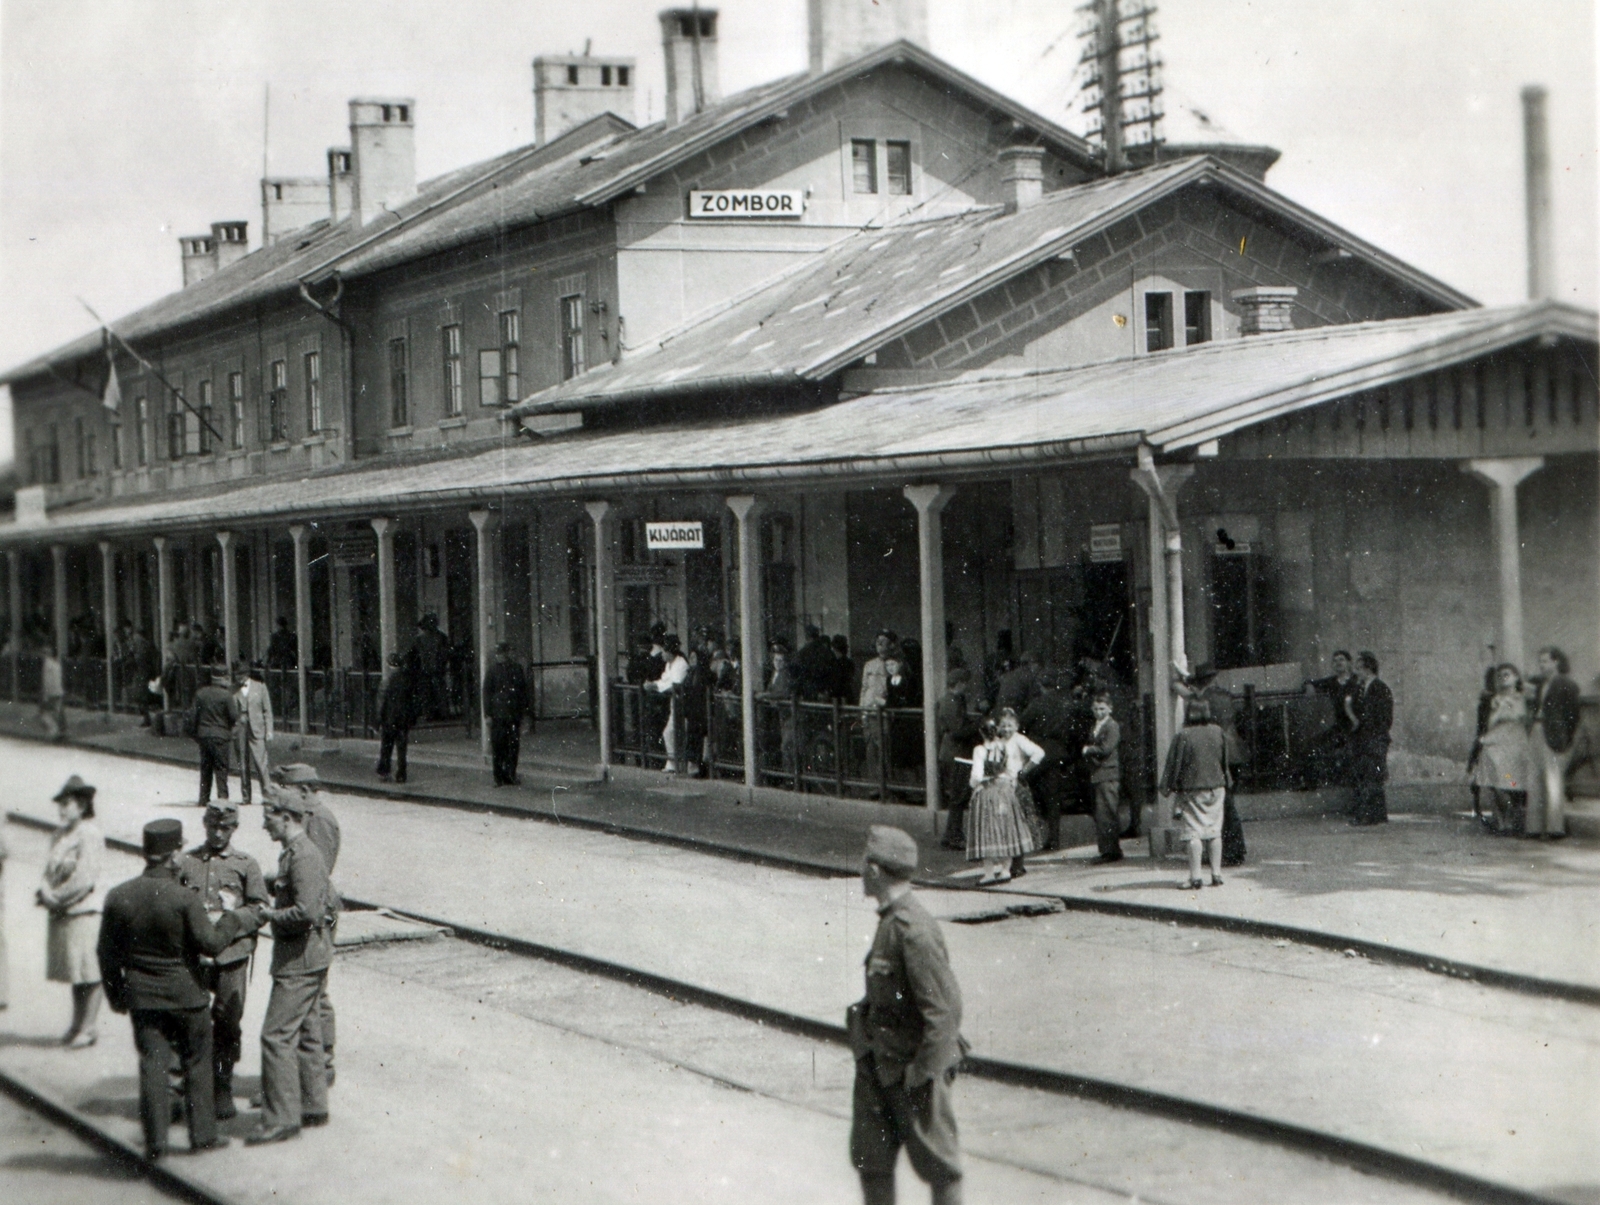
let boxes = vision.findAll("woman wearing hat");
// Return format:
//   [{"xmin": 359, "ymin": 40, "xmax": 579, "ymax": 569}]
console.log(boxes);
[{"xmin": 36, "ymin": 775, "xmax": 107, "ymax": 1046}]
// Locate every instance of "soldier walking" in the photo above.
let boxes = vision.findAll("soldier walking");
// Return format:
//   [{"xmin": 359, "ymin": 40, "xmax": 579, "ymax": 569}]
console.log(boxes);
[
  {"xmin": 97, "ymin": 819, "xmax": 262, "ymax": 1160},
  {"xmin": 188, "ymin": 666, "xmax": 240, "ymax": 806},
  {"xmin": 247, "ymin": 791, "xmax": 336, "ymax": 1144},
  {"xmin": 849, "ymin": 826, "xmax": 966, "ymax": 1205},
  {"xmin": 177, "ymin": 801, "xmax": 268, "ymax": 1119}
]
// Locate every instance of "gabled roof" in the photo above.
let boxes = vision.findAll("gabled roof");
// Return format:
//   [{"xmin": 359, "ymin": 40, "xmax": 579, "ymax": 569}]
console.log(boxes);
[
  {"xmin": 4, "ymin": 40, "xmax": 1098, "ymax": 385},
  {"xmin": 7, "ymin": 302, "xmax": 1588, "ymax": 545},
  {"xmin": 514, "ymin": 155, "xmax": 1480, "ymax": 415}
]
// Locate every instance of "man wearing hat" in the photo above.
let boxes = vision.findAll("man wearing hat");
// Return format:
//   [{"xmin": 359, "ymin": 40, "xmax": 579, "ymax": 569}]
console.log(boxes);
[
  {"xmin": 97, "ymin": 818, "xmax": 264, "ymax": 1160},
  {"xmin": 482, "ymin": 642, "xmax": 531, "ymax": 786},
  {"xmin": 848, "ymin": 826, "xmax": 966, "ymax": 1205},
  {"xmin": 187, "ymin": 666, "xmax": 240, "ymax": 807},
  {"xmin": 234, "ymin": 661, "xmax": 274, "ymax": 805},
  {"xmin": 177, "ymin": 801, "xmax": 268, "ymax": 1119},
  {"xmin": 269, "ymin": 763, "xmax": 341, "ymax": 1088}
]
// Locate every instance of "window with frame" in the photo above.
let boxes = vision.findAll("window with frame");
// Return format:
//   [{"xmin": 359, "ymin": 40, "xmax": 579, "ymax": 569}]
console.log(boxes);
[
  {"xmin": 885, "ymin": 141, "xmax": 912, "ymax": 195},
  {"xmin": 388, "ymin": 338, "xmax": 409, "ymax": 426},
  {"xmin": 560, "ymin": 295, "xmax": 586, "ymax": 380},
  {"xmin": 268, "ymin": 359, "xmax": 288, "ymax": 443},
  {"xmin": 86, "ymin": 429, "xmax": 97, "ymax": 475},
  {"xmin": 75, "ymin": 417, "xmax": 87, "ymax": 478},
  {"xmin": 228, "ymin": 372, "xmax": 245, "ymax": 449},
  {"xmin": 1184, "ymin": 291, "xmax": 1212, "ymax": 345},
  {"xmin": 442, "ymin": 325, "xmax": 463, "ymax": 416},
  {"xmin": 303, "ymin": 352, "xmax": 322, "ymax": 433},
  {"xmin": 110, "ymin": 415, "xmax": 121, "ymax": 471},
  {"xmin": 500, "ymin": 310, "xmax": 520, "ymax": 403},
  {"xmin": 197, "ymin": 379, "xmax": 214, "ymax": 454},
  {"xmin": 1145, "ymin": 291, "xmax": 1174, "ymax": 353},
  {"xmin": 851, "ymin": 139, "xmax": 878, "ymax": 194},
  {"xmin": 184, "ymin": 396, "xmax": 202, "ymax": 456},
  {"xmin": 135, "ymin": 396, "xmax": 149, "ymax": 466},
  {"xmin": 168, "ymin": 399, "xmax": 183, "ymax": 460}
]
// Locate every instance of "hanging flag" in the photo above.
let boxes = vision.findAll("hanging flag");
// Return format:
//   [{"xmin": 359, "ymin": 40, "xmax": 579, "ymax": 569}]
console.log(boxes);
[{"xmin": 101, "ymin": 345, "xmax": 122, "ymax": 415}]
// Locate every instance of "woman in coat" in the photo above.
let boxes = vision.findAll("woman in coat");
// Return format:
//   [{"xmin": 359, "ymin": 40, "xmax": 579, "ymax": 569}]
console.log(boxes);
[
  {"xmin": 1472, "ymin": 664, "xmax": 1537, "ymax": 836},
  {"xmin": 36, "ymin": 775, "xmax": 106, "ymax": 1046},
  {"xmin": 1161, "ymin": 699, "xmax": 1232, "ymax": 889},
  {"xmin": 966, "ymin": 711, "xmax": 1045, "ymax": 886}
]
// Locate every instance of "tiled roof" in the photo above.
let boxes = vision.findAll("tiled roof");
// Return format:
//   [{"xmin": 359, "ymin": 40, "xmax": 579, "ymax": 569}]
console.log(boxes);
[
  {"xmin": 3, "ymin": 41, "xmax": 1097, "ymax": 384},
  {"xmin": 514, "ymin": 156, "xmax": 1479, "ymax": 414},
  {"xmin": 5, "ymin": 302, "xmax": 1586, "ymax": 544}
]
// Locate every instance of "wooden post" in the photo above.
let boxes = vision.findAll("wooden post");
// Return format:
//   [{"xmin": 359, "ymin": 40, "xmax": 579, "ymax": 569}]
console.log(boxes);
[
  {"xmin": 585, "ymin": 500, "xmax": 614, "ymax": 776},
  {"xmin": 371, "ymin": 517, "xmax": 397, "ymax": 676},
  {"xmin": 904, "ymin": 484, "xmax": 955, "ymax": 817},
  {"xmin": 217, "ymin": 530, "xmax": 238, "ymax": 670},
  {"xmin": 99, "ymin": 542, "xmax": 117, "ymax": 714},
  {"xmin": 289, "ymin": 525, "xmax": 311, "ymax": 735},
  {"xmin": 469, "ymin": 509, "xmax": 497, "ymax": 757},
  {"xmin": 726, "ymin": 495, "xmax": 762, "ymax": 794},
  {"xmin": 1464, "ymin": 457, "xmax": 1545, "ymax": 668}
]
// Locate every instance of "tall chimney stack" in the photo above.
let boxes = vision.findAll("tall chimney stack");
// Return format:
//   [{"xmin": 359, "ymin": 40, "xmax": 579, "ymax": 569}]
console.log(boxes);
[
  {"xmin": 327, "ymin": 148, "xmax": 354, "ymax": 224},
  {"xmin": 1521, "ymin": 85, "xmax": 1554, "ymax": 301},
  {"xmin": 533, "ymin": 53, "xmax": 637, "ymax": 146},
  {"xmin": 808, "ymin": 0, "xmax": 927, "ymax": 73},
  {"xmin": 660, "ymin": 8, "xmax": 719, "ymax": 127},
  {"xmin": 348, "ymin": 99, "xmax": 417, "ymax": 227}
]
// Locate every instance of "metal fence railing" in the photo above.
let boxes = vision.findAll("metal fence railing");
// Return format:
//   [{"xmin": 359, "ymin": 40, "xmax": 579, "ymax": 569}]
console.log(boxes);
[{"xmin": 1236, "ymin": 687, "xmax": 1340, "ymax": 791}]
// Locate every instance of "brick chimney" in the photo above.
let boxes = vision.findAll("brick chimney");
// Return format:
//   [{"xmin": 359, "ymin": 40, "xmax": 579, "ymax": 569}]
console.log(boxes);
[
  {"xmin": 180, "ymin": 234, "xmax": 217, "ymax": 287},
  {"xmin": 999, "ymin": 146, "xmax": 1044, "ymax": 213},
  {"xmin": 533, "ymin": 53, "xmax": 637, "ymax": 146},
  {"xmin": 660, "ymin": 8, "xmax": 719, "ymax": 126},
  {"xmin": 327, "ymin": 148, "xmax": 354, "ymax": 224},
  {"xmin": 348, "ymin": 99, "xmax": 416, "ymax": 227},
  {"xmin": 807, "ymin": 0, "xmax": 927, "ymax": 73},
  {"xmin": 1231, "ymin": 286, "xmax": 1298, "ymax": 335},
  {"xmin": 212, "ymin": 221, "xmax": 249, "ymax": 270}
]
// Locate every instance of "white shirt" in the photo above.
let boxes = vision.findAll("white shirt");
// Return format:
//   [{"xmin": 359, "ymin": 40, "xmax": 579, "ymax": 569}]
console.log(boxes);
[
  {"xmin": 649, "ymin": 654, "xmax": 688, "ymax": 692},
  {"xmin": 969, "ymin": 733, "xmax": 1045, "ymax": 786}
]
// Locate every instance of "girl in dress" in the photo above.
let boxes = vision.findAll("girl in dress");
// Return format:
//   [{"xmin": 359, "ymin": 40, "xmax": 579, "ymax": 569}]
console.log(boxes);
[
  {"xmin": 966, "ymin": 710, "xmax": 1045, "ymax": 885},
  {"xmin": 1472, "ymin": 664, "xmax": 1537, "ymax": 835}
]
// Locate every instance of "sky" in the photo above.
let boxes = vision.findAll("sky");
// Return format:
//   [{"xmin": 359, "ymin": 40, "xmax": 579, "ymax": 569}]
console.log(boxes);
[{"xmin": 0, "ymin": 0, "xmax": 1595, "ymax": 467}]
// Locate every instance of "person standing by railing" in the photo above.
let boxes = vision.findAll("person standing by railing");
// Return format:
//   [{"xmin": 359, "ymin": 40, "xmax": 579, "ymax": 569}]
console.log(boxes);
[
  {"xmin": 644, "ymin": 634, "xmax": 690, "ymax": 773},
  {"xmin": 40, "ymin": 643, "xmax": 67, "ymax": 742},
  {"xmin": 1346, "ymin": 652, "xmax": 1394, "ymax": 828},
  {"xmin": 859, "ymin": 631, "xmax": 897, "ymax": 800},
  {"xmin": 376, "ymin": 652, "xmax": 417, "ymax": 784}
]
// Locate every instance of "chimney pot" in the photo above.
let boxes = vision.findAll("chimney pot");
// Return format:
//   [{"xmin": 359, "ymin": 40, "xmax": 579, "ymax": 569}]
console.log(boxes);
[
  {"xmin": 180, "ymin": 234, "xmax": 218, "ymax": 287},
  {"xmin": 262, "ymin": 177, "xmax": 329, "ymax": 244},
  {"xmin": 533, "ymin": 52, "xmax": 637, "ymax": 146},
  {"xmin": 807, "ymin": 0, "xmax": 928, "ymax": 73},
  {"xmin": 1230, "ymin": 286, "xmax": 1298, "ymax": 335},
  {"xmin": 999, "ymin": 145, "xmax": 1044, "ymax": 213},
  {"xmin": 659, "ymin": 8, "xmax": 720, "ymax": 127},
  {"xmin": 348, "ymin": 98, "xmax": 417, "ymax": 227}
]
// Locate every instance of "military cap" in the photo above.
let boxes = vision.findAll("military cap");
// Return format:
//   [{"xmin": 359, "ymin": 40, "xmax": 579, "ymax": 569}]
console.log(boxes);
[
  {"xmin": 265, "ymin": 790, "xmax": 309, "ymax": 819},
  {"xmin": 865, "ymin": 825, "xmax": 919, "ymax": 878},
  {"xmin": 53, "ymin": 775, "xmax": 97, "ymax": 802},
  {"xmin": 210, "ymin": 665, "xmax": 232, "ymax": 684},
  {"xmin": 271, "ymin": 763, "xmax": 320, "ymax": 787},
  {"xmin": 143, "ymin": 818, "xmax": 184, "ymax": 857},
  {"xmin": 204, "ymin": 798, "xmax": 240, "ymax": 819}
]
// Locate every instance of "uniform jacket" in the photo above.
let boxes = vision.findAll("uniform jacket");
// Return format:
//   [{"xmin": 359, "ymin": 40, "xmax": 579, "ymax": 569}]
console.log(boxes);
[
  {"xmin": 265, "ymin": 834, "xmax": 335, "ymax": 976},
  {"xmin": 995, "ymin": 663, "xmax": 1040, "ymax": 713},
  {"xmin": 177, "ymin": 843, "xmax": 269, "ymax": 965},
  {"xmin": 302, "ymin": 795, "xmax": 341, "ymax": 874},
  {"xmin": 1535, "ymin": 673, "xmax": 1582, "ymax": 753},
  {"xmin": 189, "ymin": 683, "xmax": 240, "ymax": 740},
  {"xmin": 236, "ymin": 678, "xmax": 273, "ymax": 740},
  {"xmin": 379, "ymin": 664, "xmax": 419, "ymax": 728},
  {"xmin": 482, "ymin": 659, "xmax": 530, "ymax": 721},
  {"xmin": 1161, "ymin": 723, "xmax": 1231, "ymax": 793},
  {"xmin": 1351, "ymin": 678, "xmax": 1394, "ymax": 753},
  {"xmin": 97, "ymin": 863, "xmax": 256, "ymax": 1012},
  {"xmin": 1084, "ymin": 717, "xmax": 1121, "ymax": 784},
  {"xmin": 791, "ymin": 637, "xmax": 837, "ymax": 702},
  {"xmin": 850, "ymin": 890, "xmax": 966, "ymax": 1088}
]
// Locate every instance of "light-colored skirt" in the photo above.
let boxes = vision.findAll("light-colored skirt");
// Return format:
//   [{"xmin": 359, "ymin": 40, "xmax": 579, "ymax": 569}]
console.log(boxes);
[
  {"xmin": 1473, "ymin": 724, "xmax": 1535, "ymax": 793},
  {"xmin": 967, "ymin": 777, "xmax": 1036, "ymax": 861},
  {"xmin": 1177, "ymin": 787, "xmax": 1227, "ymax": 844},
  {"xmin": 47, "ymin": 912, "xmax": 101, "ymax": 985}
]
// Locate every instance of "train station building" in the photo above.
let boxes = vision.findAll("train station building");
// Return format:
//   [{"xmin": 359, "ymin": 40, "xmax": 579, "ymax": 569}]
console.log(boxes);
[{"xmin": 2, "ymin": 3, "xmax": 1595, "ymax": 820}]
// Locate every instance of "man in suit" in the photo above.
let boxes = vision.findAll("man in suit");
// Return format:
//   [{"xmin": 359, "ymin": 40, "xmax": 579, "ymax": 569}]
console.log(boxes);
[
  {"xmin": 188, "ymin": 667, "xmax": 239, "ymax": 806},
  {"xmin": 1347, "ymin": 651, "xmax": 1394, "ymax": 827},
  {"xmin": 247, "ymin": 792, "xmax": 336, "ymax": 1145},
  {"xmin": 98, "ymin": 818, "xmax": 262, "ymax": 1160},
  {"xmin": 849, "ymin": 826, "xmax": 966, "ymax": 1205},
  {"xmin": 482, "ymin": 642, "xmax": 531, "ymax": 786},
  {"xmin": 234, "ymin": 662, "xmax": 274, "ymax": 805},
  {"xmin": 376, "ymin": 651, "xmax": 417, "ymax": 784},
  {"xmin": 1530, "ymin": 646, "xmax": 1581, "ymax": 839},
  {"xmin": 1083, "ymin": 692, "xmax": 1123, "ymax": 863}
]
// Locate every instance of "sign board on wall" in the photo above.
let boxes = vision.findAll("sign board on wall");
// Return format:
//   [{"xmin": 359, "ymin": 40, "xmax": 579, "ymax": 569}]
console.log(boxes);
[
  {"xmin": 1089, "ymin": 524, "xmax": 1123, "ymax": 563},
  {"xmin": 645, "ymin": 521, "xmax": 704, "ymax": 550},
  {"xmin": 614, "ymin": 564, "xmax": 678, "ymax": 587},
  {"xmin": 687, "ymin": 190, "xmax": 806, "ymax": 219}
]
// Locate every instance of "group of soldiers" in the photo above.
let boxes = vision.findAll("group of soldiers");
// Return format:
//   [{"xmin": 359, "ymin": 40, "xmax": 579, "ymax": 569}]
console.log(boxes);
[{"xmin": 93, "ymin": 762, "xmax": 342, "ymax": 1159}]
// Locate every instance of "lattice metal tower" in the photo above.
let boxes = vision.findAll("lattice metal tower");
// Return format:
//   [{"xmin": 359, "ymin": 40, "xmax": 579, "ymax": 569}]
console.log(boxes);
[{"xmin": 1077, "ymin": 0, "xmax": 1164, "ymax": 173}]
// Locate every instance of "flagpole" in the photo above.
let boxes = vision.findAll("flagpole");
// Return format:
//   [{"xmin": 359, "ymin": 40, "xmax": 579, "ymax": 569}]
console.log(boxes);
[{"xmin": 79, "ymin": 297, "xmax": 225, "ymax": 447}]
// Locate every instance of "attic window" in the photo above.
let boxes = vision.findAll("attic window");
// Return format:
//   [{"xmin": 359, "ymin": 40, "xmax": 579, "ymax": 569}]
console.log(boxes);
[
  {"xmin": 1145, "ymin": 291, "xmax": 1174, "ymax": 352},
  {"xmin": 852, "ymin": 140, "xmax": 877, "ymax": 194}
]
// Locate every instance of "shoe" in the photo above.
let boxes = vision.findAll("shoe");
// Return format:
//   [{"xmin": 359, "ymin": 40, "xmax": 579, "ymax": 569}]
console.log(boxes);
[
  {"xmin": 1210, "ymin": 875, "xmax": 1225, "ymax": 887},
  {"xmin": 301, "ymin": 1112, "xmax": 329, "ymax": 1127},
  {"xmin": 189, "ymin": 1137, "xmax": 231, "ymax": 1153},
  {"xmin": 1093, "ymin": 852, "xmax": 1124, "ymax": 865},
  {"xmin": 146, "ymin": 1147, "xmax": 167, "ymax": 1162},
  {"xmin": 376, "ymin": 771, "xmax": 390, "ymax": 781},
  {"xmin": 1180, "ymin": 879, "xmax": 1203, "ymax": 890},
  {"xmin": 66, "ymin": 1031, "xmax": 97, "ymax": 1050},
  {"xmin": 215, "ymin": 1096, "xmax": 237, "ymax": 1121},
  {"xmin": 394, "ymin": 774, "xmax": 407, "ymax": 784},
  {"xmin": 245, "ymin": 1126, "xmax": 301, "ymax": 1146},
  {"xmin": 1010, "ymin": 864, "xmax": 1028, "ymax": 879},
  {"xmin": 975, "ymin": 870, "xmax": 1012, "ymax": 886},
  {"xmin": 1348, "ymin": 818, "xmax": 1386, "ymax": 827}
]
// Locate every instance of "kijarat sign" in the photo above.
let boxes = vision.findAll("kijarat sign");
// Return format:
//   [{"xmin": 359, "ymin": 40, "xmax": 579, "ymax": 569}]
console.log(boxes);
[{"xmin": 645, "ymin": 521, "xmax": 705, "ymax": 550}]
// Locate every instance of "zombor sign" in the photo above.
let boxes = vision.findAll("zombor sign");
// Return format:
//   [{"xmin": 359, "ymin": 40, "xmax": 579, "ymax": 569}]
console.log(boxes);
[{"xmin": 688, "ymin": 189, "xmax": 805, "ymax": 218}]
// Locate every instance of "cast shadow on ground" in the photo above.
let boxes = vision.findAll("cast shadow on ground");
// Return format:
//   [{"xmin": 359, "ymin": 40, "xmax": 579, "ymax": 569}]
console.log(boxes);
[
  {"xmin": 0, "ymin": 1033, "xmax": 71, "ymax": 1049},
  {"xmin": 2, "ymin": 1151, "xmax": 143, "ymax": 1179}
]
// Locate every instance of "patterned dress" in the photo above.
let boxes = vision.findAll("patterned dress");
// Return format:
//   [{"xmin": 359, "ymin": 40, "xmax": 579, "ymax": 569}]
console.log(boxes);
[{"xmin": 965, "ymin": 735, "xmax": 1044, "ymax": 861}]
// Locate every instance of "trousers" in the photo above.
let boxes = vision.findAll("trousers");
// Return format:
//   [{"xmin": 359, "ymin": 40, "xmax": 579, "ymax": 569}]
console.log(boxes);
[
  {"xmin": 850, "ymin": 1060, "xmax": 962, "ymax": 1187},
  {"xmin": 202, "ymin": 961, "xmax": 249, "ymax": 1096},
  {"xmin": 1528, "ymin": 723, "xmax": 1570, "ymax": 837},
  {"xmin": 197, "ymin": 735, "xmax": 232, "ymax": 803},
  {"xmin": 1092, "ymin": 779, "xmax": 1122, "ymax": 858},
  {"xmin": 260, "ymin": 969, "xmax": 328, "ymax": 1131},
  {"xmin": 490, "ymin": 719, "xmax": 521, "ymax": 784},
  {"xmin": 133, "ymin": 1007, "xmax": 215, "ymax": 1155},
  {"xmin": 1349, "ymin": 743, "xmax": 1388, "ymax": 825},
  {"xmin": 377, "ymin": 723, "xmax": 410, "ymax": 780},
  {"xmin": 236, "ymin": 725, "xmax": 270, "ymax": 804}
]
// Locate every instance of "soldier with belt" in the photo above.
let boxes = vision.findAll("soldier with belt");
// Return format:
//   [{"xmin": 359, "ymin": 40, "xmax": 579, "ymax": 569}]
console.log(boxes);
[
  {"xmin": 247, "ymin": 789, "xmax": 337, "ymax": 1144},
  {"xmin": 97, "ymin": 819, "xmax": 263, "ymax": 1160},
  {"xmin": 848, "ymin": 826, "xmax": 967, "ymax": 1205},
  {"xmin": 270, "ymin": 762, "xmax": 340, "ymax": 1088},
  {"xmin": 177, "ymin": 800, "xmax": 268, "ymax": 1119}
]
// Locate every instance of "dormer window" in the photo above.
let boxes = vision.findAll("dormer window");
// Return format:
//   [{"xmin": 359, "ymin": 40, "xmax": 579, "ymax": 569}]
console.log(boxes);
[{"xmin": 1145, "ymin": 292, "xmax": 1174, "ymax": 352}]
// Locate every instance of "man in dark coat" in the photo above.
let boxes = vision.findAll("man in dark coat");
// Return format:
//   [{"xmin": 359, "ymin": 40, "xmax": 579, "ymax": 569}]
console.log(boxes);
[
  {"xmin": 1302, "ymin": 650, "xmax": 1358, "ymax": 787},
  {"xmin": 936, "ymin": 670, "xmax": 980, "ymax": 850},
  {"xmin": 483, "ymin": 642, "xmax": 530, "ymax": 786},
  {"xmin": 792, "ymin": 625, "xmax": 837, "ymax": 702},
  {"xmin": 376, "ymin": 652, "xmax": 417, "ymax": 783},
  {"xmin": 265, "ymin": 617, "xmax": 298, "ymax": 671},
  {"xmin": 1083, "ymin": 692, "xmax": 1123, "ymax": 863},
  {"xmin": 98, "ymin": 818, "xmax": 262, "ymax": 1160},
  {"xmin": 1020, "ymin": 671, "xmax": 1076, "ymax": 850},
  {"xmin": 188, "ymin": 667, "xmax": 240, "ymax": 806},
  {"xmin": 410, "ymin": 613, "xmax": 450, "ymax": 719},
  {"xmin": 849, "ymin": 826, "xmax": 966, "ymax": 1205},
  {"xmin": 995, "ymin": 650, "xmax": 1041, "ymax": 714},
  {"xmin": 177, "ymin": 801, "xmax": 269, "ymax": 1119},
  {"xmin": 1530, "ymin": 645, "xmax": 1581, "ymax": 838},
  {"xmin": 1347, "ymin": 651, "xmax": 1394, "ymax": 827}
]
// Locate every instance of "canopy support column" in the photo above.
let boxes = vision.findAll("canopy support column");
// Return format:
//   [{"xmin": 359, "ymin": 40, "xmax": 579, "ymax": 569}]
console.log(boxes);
[
  {"xmin": 727, "ymin": 495, "xmax": 763, "ymax": 795},
  {"xmin": 154, "ymin": 537, "xmax": 173, "ymax": 712},
  {"xmin": 584, "ymin": 501, "xmax": 615, "ymax": 778},
  {"xmin": 51, "ymin": 544, "xmax": 67, "ymax": 659},
  {"xmin": 905, "ymin": 484, "xmax": 955, "ymax": 820},
  {"xmin": 217, "ymin": 530, "xmax": 237, "ymax": 670},
  {"xmin": 1463, "ymin": 457, "xmax": 1545, "ymax": 668},
  {"xmin": 290, "ymin": 525, "xmax": 310, "ymax": 735},
  {"xmin": 371, "ymin": 518, "xmax": 397, "ymax": 677},
  {"xmin": 99, "ymin": 542, "xmax": 117, "ymax": 714},
  {"xmin": 469, "ymin": 509, "xmax": 497, "ymax": 757}
]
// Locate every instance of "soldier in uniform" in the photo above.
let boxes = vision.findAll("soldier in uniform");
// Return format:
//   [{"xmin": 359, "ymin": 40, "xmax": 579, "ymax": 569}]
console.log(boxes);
[
  {"xmin": 97, "ymin": 818, "xmax": 262, "ymax": 1160},
  {"xmin": 247, "ymin": 791, "xmax": 336, "ymax": 1145},
  {"xmin": 270, "ymin": 763, "xmax": 341, "ymax": 1089},
  {"xmin": 177, "ymin": 800, "xmax": 268, "ymax": 1119},
  {"xmin": 848, "ymin": 826, "xmax": 966, "ymax": 1205}
]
